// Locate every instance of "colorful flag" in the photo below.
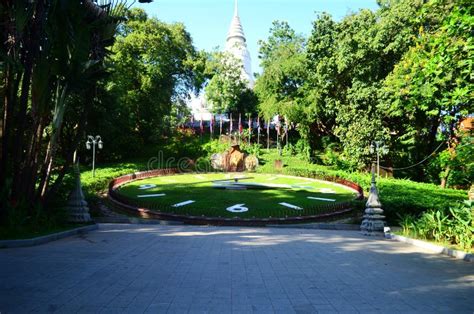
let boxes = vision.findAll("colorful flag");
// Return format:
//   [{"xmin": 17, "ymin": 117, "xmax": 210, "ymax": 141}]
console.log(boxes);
[
  {"xmin": 266, "ymin": 119, "xmax": 270, "ymax": 150},
  {"xmin": 276, "ymin": 116, "xmax": 281, "ymax": 136},
  {"xmin": 219, "ymin": 116, "xmax": 223, "ymax": 137},
  {"xmin": 238, "ymin": 114, "xmax": 242, "ymax": 133},
  {"xmin": 257, "ymin": 116, "xmax": 261, "ymax": 145},
  {"xmin": 248, "ymin": 114, "xmax": 252, "ymax": 143},
  {"xmin": 210, "ymin": 115, "xmax": 214, "ymax": 136}
]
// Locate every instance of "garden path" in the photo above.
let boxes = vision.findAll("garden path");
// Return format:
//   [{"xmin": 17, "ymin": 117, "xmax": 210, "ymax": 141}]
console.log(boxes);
[{"xmin": 0, "ymin": 224, "xmax": 473, "ymax": 313}]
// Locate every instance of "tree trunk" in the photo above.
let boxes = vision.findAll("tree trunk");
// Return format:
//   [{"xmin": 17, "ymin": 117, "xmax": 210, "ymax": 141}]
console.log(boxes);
[
  {"xmin": 25, "ymin": 115, "xmax": 46, "ymax": 203},
  {"xmin": 11, "ymin": 0, "xmax": 47, "ymax": 204},
  {"xmin": 42, "ymin": 90, "xmax": 89, "ymax": 205},
  {"xmin": 10, "ymin": 63, "xmax": 34, "ymax": 198},
  {"xmin": 440, "ymin": 165, "xmax": 450, "ymax": 189},
  {"xmin": 39, "ymin": 82, "xmax": 68, "ymax": 198},
  {"xmin": 0, "ymin": 65, "xmax": 19, "ymax": 191}
]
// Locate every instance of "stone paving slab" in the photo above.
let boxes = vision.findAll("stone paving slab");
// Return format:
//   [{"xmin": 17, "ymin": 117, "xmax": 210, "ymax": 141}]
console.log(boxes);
[{"xmin": 0, "ymin": 224, "xmax": 473, "ymax": 313}]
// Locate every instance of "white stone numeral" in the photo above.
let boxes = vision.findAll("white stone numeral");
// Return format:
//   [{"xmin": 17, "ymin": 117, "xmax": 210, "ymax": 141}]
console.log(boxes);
[
  {"xmin": 226, "ymin": 204, "xmax": 249, "ymax": 213},
  {"xmin": 139, "ymin": 184, "xmax": 157, "ymax": 190},
  {"xmin": 279, "ymin": 202, "xmax": 302, "ymax": 210},
  {"xmin": 307, "ymin": 197, "xmax": 336, "ymax": 202},
  {"xmin": 137, "ymin": 194, "xmax": 166, "ymax": 198},
  {"xmin": 172, "ymin": 200, "xmax": 195, "ymax": 207}
]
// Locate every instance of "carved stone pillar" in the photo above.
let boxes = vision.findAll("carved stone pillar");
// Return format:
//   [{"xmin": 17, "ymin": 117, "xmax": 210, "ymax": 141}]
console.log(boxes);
[
  {"xmin": 66, "ymin": 162, "xmax": 92, "ymax": 223},
  {"xmin": 361, "ymin": 164, "xmax": 386, "ymax": 235}
]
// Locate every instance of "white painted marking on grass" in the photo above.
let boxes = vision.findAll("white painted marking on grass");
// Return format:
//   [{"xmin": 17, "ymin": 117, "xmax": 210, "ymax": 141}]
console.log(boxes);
[
  {"xmin": 225, "ymin": 186, "xmax": 247, "ymax": 190},
  {"xmin": 137, "ymin": 194, "xmax": 166, "ymax": 198},
  {"xmin": 138, "ymin": 184, "xmax": 156, "ymax": 190},
  {"xmin": 194, "ymin": 175, "xmax": 206, "ymax": 180},
  {"xmin": 307, "ymin": 197, "xmax": 336, "ymax": 202},
  {"xmin": 279, "ymin": 202, "xmax": 302, "ymax": 210},
  {"xmin": 172, "ymin": 200, "xmax": 195, "ymax": 207},
  {"xmin": 291, "ymin": 185, "xmax": 314, "ymax": 189},
  {"xmin": 235, "ymin": 182, "xmax": 290, "ymax": 188},
  {"xmin": 319, "ymin": 188, "xmax": 336, "ymax": 194},
  {"xmin": 226, "ymin": 204, "xmax": 249, "ymax": 213},
  {"xmin": 267, "ymin": 177, "xmax": 278, "ymax": 181}
]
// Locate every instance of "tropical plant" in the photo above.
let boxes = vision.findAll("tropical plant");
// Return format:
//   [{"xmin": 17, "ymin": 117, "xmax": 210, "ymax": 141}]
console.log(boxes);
[
  {"xmin": 398, "ymin": 201, "xmax": 473, "ymax": 251},
  {"xmin": 0, "ymin": 0, "xmax": 135, "ymax": 226}
]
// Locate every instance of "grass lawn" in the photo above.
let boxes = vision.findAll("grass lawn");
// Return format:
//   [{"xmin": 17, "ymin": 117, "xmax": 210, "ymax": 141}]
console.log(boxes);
[{"xmin": 115, "ymin": 173, "xmax": 358, "ymax": 218}]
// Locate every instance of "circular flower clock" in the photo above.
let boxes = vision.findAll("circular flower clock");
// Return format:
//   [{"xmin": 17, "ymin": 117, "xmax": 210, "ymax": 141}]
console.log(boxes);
[{"xmin": 110, "ymin": 172, "xmax": 362, "ymax": 223}]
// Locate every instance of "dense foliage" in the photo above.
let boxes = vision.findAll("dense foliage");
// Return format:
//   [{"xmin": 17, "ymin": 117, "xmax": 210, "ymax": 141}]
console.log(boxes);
[
  {"xmin": 256, "ymin": 0, "xmax": 473, "ymax": 185},
  {"xmin": 86, "ymin": 9, "xmax": 201, "ymax": 159},
  {"xmin": 205, "ymin": 52, "xmax": 257, "ymax": 114},
  {"xmin": 0, "ymin": 0, "xmax": 128, "ymax": 226},
  {"xmin": 399, "ymin": 201, "xmax": 473, "ymax": 252},
  {"xmin": 0, "ymin": 3, "xmax": 203, "ymax": 227},
  {"xmin": 254, "ymin": 21, "xmax": 307, "ymax": 122}
]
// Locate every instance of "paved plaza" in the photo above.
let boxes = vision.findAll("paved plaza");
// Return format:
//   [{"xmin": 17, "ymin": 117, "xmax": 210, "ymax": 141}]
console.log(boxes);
[{"xmin": 0, "ymin": 224, "xmax": 473, "ymax": 313}]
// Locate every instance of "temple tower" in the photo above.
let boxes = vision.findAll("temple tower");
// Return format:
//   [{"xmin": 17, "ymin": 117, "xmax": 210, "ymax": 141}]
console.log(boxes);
[{"xmin": 225, "ymin": 0, "xmax": 254, "ymax": 88}]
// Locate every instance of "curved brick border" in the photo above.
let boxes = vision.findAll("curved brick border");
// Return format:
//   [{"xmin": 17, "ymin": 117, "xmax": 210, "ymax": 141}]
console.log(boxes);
[{"xmin": 108, "ymin": 169, "xmax": 364, "ymax": 226}]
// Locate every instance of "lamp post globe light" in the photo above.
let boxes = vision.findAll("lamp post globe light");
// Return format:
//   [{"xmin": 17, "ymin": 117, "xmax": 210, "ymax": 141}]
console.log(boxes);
[
  {"xmin": 370, "ymin": 140, "xmax": 388, "ymax": 177},
  {"xmin": 86, "ymin": 135, "xmax": 103, "ymax": 177}
]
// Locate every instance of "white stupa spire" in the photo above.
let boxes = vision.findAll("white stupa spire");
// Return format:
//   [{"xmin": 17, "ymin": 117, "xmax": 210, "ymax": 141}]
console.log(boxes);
[
  {"xmin": 186, "ymin": 0, "xmax": 254, "ymax": 120},
  {"xmin": 225, "ymin": 0, "xmax": 254, "ymax": 88}
]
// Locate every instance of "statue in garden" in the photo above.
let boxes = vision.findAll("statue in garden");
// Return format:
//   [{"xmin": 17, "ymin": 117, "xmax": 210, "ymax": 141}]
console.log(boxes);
[{"xmin": 211, "ymin": 143, "xmax": 258, "ymax": 172}]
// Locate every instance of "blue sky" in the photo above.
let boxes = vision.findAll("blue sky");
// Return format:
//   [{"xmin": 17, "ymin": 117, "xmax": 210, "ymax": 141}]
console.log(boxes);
[{"xmin": 134, "ymin": 0, "xmax": 379, "ymax": 73}]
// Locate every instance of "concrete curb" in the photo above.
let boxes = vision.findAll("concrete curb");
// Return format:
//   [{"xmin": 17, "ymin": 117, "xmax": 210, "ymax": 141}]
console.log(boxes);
[
  {"xmin": 95, "ymin": 217, "xmax": 357, "ymax": 229},
  {"xmin": 267, "ymin": 223, "xmax": 360, "ymax": 230},
  {"xmin": 0, "ymin": 224, "xmax": 98, "ymax": 249},
  {"xmin": 388, "ymin": 233, "xmax": 473, "ymax": 262},
  {"xmin": 95, "ymin": 217, "xmax": 183, "ymax": 225}
]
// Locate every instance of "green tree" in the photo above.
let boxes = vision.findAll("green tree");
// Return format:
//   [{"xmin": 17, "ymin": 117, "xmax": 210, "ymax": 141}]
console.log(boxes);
[
  {"xmin": 105, "ymin": 9, "xmax": 198, "ymax": 146},
  {"xmin": 383, "ymin": 0, "xmax": 473, "ymax": 183},
  {"xmin": 303, "ymin": 12, "xmax": 339, "ymax": 144},
  {"xmin": 204, "ymin": 52, "xmax": 255, "ymax": 114},
  {"xmin": 255, "ymin": 21, "xmax": 306, "ymax": 123},
  {"xmin": 302, "ymin": 0, "xmax": 426, "ymax": 168}
]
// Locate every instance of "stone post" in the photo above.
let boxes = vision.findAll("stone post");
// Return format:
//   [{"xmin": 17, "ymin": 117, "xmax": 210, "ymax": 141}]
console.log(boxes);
[
  {"xmin": 360, "ymin": 163, "xmax": 386, "ymax": 235},
  {"xmin": 66, "ymin": 162, "xmax": 92, "ymax": 223}
]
